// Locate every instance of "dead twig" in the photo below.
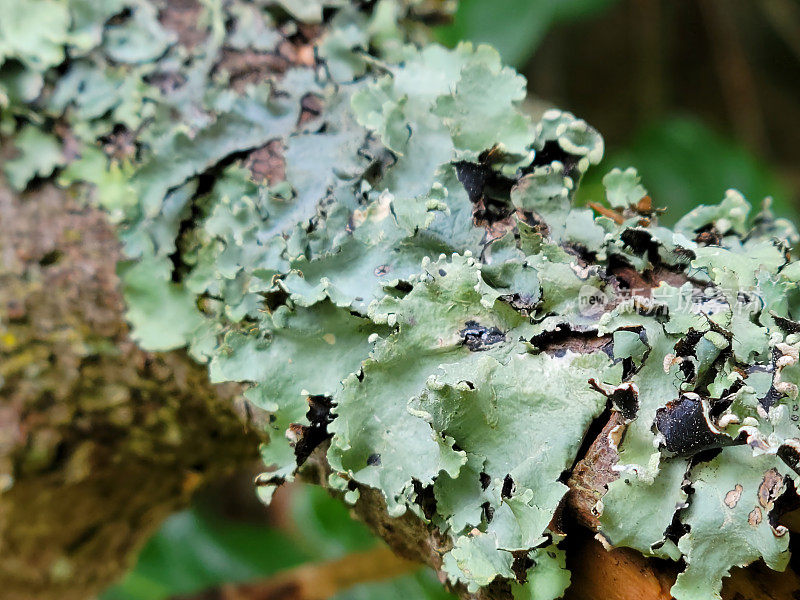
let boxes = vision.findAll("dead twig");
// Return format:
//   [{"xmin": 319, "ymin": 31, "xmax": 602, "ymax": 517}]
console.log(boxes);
[{"xmin": 173, "ymin": 545, "xmax": 420, "ymax": 600}]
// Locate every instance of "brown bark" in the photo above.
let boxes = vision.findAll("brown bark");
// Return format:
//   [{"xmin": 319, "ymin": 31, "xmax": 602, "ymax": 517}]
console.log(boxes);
[
  {"xmin": 0, "ymin": 182, "xmax": 265, "ymax": 600},
  {"xmin": 565, "ymin": 528, "xmax": 800, "ymax": 600}
]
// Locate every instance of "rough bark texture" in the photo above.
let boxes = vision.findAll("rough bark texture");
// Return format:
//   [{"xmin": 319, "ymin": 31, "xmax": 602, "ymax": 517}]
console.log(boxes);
[{"xmin": 0, "ymin": 182, "xmax": 265, "ymax": 600}]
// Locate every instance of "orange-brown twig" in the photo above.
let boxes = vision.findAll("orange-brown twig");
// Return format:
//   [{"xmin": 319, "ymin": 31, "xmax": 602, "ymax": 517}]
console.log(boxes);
[{"xmin": 174, "ymin": 545, "xmax": 420, "ymax": 600}]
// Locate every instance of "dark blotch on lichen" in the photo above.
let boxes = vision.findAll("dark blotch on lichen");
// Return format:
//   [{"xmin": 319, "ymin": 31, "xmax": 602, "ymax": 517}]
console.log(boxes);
[
  {"xmin": 511, "ymin": 549, "xmax": 534, "ymax": 583},
  {"xmin": 674, "ymin": 328, "xmax": 705, "ymax": 358},
  {"xmin": 771, "ymin": 312, "xmax": 800, "ymax": 334},
  {"xmin": 530, "ymin": 326, "xmax": 611, "ymax": 356},
  {"xmin": 412, "ymin": 480, "xmax": 437, "ymax": 520},
  {"xmin": 526, "ymin": 139, "xmax": 580, "ymax": 180},
  {"xmin": 501, "ymin": 474, "xmax": 514, "ymax": 499},
  {"xmin": 460, "ymin": 320, "xmax": 505, "ymax": 351},
  {"xmin": 455, "ymin": 161, "xmax": 490, "ymax": 203},
  {"xmin": 481, "ymin": 501, "xmax": 495, "ymax": 523},
  {"xmin": 292, "ymin": 395, "xmax": 334, "ymax": 466},
  {"xmin": 655, "ymin": 395, "xmax": 731, "ymax": 456}
]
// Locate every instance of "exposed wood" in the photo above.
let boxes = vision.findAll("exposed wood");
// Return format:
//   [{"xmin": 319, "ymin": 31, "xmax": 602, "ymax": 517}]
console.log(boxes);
[
  {"xmin": 566, "ymin": 530, "xmax": 800, "ymax": 600},
  {"xmin": 566, "ymin": 533, "xmax": 675, "ymax": 600}
]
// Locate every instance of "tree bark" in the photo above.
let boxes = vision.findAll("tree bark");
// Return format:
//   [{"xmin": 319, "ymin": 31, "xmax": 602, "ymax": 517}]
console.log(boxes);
[{"xmin": 0, "ymin": 182, "xmax": 265, "ymax": 600}]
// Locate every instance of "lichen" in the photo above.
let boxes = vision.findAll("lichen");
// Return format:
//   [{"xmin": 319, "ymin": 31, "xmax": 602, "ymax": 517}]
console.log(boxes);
[{"xmin": 4, "ymin": 2, "xmax": 800, "ymax": 599}]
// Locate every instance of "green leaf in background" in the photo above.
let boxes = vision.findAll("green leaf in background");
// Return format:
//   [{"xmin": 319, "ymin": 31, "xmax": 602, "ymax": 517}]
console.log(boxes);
[
  {"xmin": 577, "ymin": 116, "xmax": 793, "ymax": 225},
  {"xmin": 102, "ymin": 485, "xmax": 456, "ymax": 600},
  {"xmin": 101, "ymin": 504, "xmax": 308, "ymax": 600},
  {"xmin": 435, "ymin": 0, "xmax": 620, "ymax": 67}
]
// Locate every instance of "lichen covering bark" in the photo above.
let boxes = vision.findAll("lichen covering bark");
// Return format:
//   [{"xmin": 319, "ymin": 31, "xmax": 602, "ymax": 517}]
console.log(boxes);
[{"xmin": 4, "ymin": 1, "xmax": 800, "ymax": 599}]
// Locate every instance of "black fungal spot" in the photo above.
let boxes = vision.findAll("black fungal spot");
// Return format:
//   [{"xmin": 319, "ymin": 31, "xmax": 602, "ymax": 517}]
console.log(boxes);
[
  {"xmin": 412, "ymin": 480, "xmax": 438, "ymax": 520},
  {"xmin": 439, "ymin": 269, "xmax": 447, "ymax": 276},
  {"xmin": 367, "ymin": 453, "xmax": 382, "ymax": 466},
  {"xmin": 501, "ymin": 292, "xmax": 539, "ymax": 312},
  {"xmin": 391, "ymin": 280, "xmax": 413, "ymax": 293},
  {"xmin": 610, "ymin": 387, "xmax": 639, "ymax": 421},
  {"xmin": 760, "ymin": 346, "xmax": 785, "ymax": 410},
  {"xmin": 526, "ymin": 140, "xmax": 580, "ymax": 180},
  {"xmin": 770, "ymin": 312, "xmax": 800, "ymax": 334},
  {"xmin": 262, "ymin": 288, "xmax": 290, "ymax": 312},
  {"xmin": 460, "ymin": 320, "xmax": 506, "ymax": 351},
  {"xmin": 620, "ymin": 357, "xmax": 636, "ymax": 380},
  {"xmin": 479, "ymin": 472, "xmax": 491, "ymax": 490},
  {"xmin": 455, "ymin": 161, "xmax": 490, "ymax": 203},
  {"xmin": 761, "ymin": 386, "xmax": 784, "ymax": 410},
  {"xmin": 481, "ymin": 501, "xmax": 495, "ymax": 523},
  {"xmin": 689, "ymin": 447, "xmax": 723, "ymax": 467},
  {"xmin": 455, "ymin": 157, "xmax": 517, "ymax": 227},
  {"xmin": 778, "ymin": 445, "xmax": 800, "ymax": 474},
  {"xmin": 511, "ymin": 550, "xmax": 534, "ymax": 583},
  {"xmin": 655, "ymin": 395, "xmax": 732, "ymax": 456},
  {"xmin": 38, "ymin": 249, "xmax": 63, "ymax": 267},
  {"xmin": 255, "ymin": 473, "xmax": 285, "ymax": 487},
  {"xmin": 679, "ymin": 359, "xmax": 696, "ymax": 382},
  {"xmin": 501, "ymin": 474, "xmax": 515, "ymax": 499},
  {"xmin": 619, "ymin": 228, "xmax": 655, "ymax": 257},
  {"xmin": 716, "ymin": 379, "xmax": 745, "ymax": 408},
  {"xmin": 771, "ymin": 477, "xmax": 800, "ymax": 529},
  {"xmin": 292, "ymin": 396, "xmax": 334, "ymax": 466},
  {"xmin": 662, "ymin": 507, "xmax": 690, "ymax": 546},
  {"xmin": 674, "ymin": 328, "xmax": 705, "ymax": 358}
]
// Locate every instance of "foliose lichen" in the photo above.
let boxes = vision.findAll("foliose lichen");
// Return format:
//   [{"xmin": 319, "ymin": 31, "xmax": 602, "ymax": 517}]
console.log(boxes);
[{"xmin": 4, "ymin": 2, "xmax": 800, "ymax": 599}]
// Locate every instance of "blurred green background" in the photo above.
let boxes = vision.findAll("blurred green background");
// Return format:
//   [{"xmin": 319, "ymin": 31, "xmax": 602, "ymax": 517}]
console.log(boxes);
[
  {"xmin": 102, "ymin": 1, "xmax": 800, "ymax": 598},
  {"xmin": 102, "ymin": 480, "xmax": 455, "ymax": 600}
]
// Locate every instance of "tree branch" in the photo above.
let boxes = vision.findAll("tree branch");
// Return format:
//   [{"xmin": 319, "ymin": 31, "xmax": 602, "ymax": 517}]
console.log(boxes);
[
  {"xmin": 173, "ymin": 545, "xmax": 418, "ymax": 600},
  {"xmin": 0, "ymin": 182, "xmax": 266, "ymax": 600}
]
